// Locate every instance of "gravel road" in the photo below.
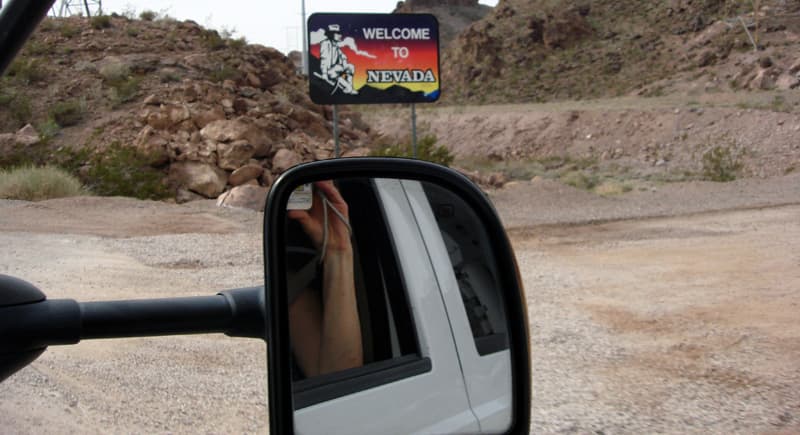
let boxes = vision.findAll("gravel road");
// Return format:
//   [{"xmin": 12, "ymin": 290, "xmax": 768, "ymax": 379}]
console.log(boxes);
[{"xmin": 1, "ymin": 174, "xmax": 799, "ymax": 434}]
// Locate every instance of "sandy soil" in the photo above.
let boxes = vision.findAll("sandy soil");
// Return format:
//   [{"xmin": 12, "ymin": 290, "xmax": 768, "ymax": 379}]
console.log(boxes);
[
  {"xmin": 1, "ymin": 175, "xmax": 799, "ymax": 434},
  {"xmin": 363, "ymin": 91, "xmax": 800, "ymax": 178}
]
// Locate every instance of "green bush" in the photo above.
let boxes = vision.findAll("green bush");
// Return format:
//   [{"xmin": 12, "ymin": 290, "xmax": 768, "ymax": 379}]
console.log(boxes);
[
  {"xmin": 702, "ymin": 145, "xmax": 743, "ymax": 182},
  {"xmin": 38, "ymin": 18, "xmax": 58, "ymax": 32},
  {"xmin": 99, "ymin": 62, "xmax": 130, "ymax": 83},
  {"xmin": 23, "ymin": 39, "xmax": 53, "ymax": 56},
  {"xmin": 371, "ymin": 134, "xmax": 454, "ymax": 167},
  {"xmin": 36, "ymin": 118, "xmax": 61, "ymax": 141},
  {"xmin": 159, "ymin": 70, "xmax": 181, "ymax": 83},
  {"xmin": 7, "ymin": 58, "xmax": 48, "ymax": 84},
  {"xmin": 90, "ymin": 15, "xmax": 112, "ymax": 30},
  {"xmin": 0, "ymin": 89, "xmax": 33, "ymax": 125},
  {"xmin": 228, "ymin": 37, "xmax": 247, "ymax": 50},
  {"xmin": 98, "ymin": 63, "xmax": 140, "ymax": 105},
  {"xmin": 593, "ymin": 179, "xmax": 632, "ymax": 196},
  {"xmin": 560, "ymin": 170, "xmax": 599, "ymax": 190},
  {"xmin": 139, "ymin": 10, "xmax": 157, "ymax": 21},
  {"xmin": 0, "ymin": 165, "xmax": 86, "ymax": 201},
  {"xmin": 208, "ymin": 63, "xmax": 240, "ymax": 83},
  {"xmin": 49, "ymin": 99, "xmax": 85, "ymax": 127},
  {"xmin": 109, "ymin": 76, "xmax": 141, "ymax": 105},
  {"xmin": 59, "ymin": 22, "xmax": 80, "ymax": 38},
  {"xmin": 82, "ymin": 141, "xmax": 170, "ymax": 199},
  {"xmin": 202, "ymin": 30, "xmax": 226, "ymax": 50}
]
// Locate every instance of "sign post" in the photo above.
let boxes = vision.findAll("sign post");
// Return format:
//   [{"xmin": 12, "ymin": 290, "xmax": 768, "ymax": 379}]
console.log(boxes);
[
  {"xmin": 306, "ymin": 13, "xmax": 440, "ymax": 158},
  {"xmin": 411, "ymin": 103, "xmax": 417, "ymax": 158}
]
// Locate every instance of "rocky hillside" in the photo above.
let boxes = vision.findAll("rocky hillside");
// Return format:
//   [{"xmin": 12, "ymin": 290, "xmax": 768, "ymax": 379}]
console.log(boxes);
[
  {"xmin": 442, "ymin": 0, "xmax": 800, "ymax": 103},
  {"xmin": 393, "ymin": 0, "xmax": 492, "ymax": 47},
  {"xmin": 0, "ymin": 15, "xmax": 374, "ymax": 206}
]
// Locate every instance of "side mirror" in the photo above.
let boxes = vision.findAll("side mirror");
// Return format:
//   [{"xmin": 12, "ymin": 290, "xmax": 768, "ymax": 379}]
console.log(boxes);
[{"xmin": 264, "ymin": 158, "xmax": 531, "ymax": 434}]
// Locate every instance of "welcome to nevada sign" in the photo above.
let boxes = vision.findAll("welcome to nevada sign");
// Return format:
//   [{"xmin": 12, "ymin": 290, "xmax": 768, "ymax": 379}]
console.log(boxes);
[{"xmin": 307, "ymin": 13, "xmax": 440, "ymax": 105}]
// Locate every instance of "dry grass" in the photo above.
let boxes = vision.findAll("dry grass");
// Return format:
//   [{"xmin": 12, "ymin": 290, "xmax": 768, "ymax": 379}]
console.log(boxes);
[
  {"xmin": 0, "ymin": 165, "xmax": 86, "ymax": 201},
  {"xmin": 594, "ymin": 179, "xmax": 633, "ymax": 196}
]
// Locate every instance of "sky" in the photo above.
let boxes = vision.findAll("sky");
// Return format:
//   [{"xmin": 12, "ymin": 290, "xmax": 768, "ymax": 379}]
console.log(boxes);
[{"xmin": 95, "ymin": 0, "xmax": 499, "ymax": 54}]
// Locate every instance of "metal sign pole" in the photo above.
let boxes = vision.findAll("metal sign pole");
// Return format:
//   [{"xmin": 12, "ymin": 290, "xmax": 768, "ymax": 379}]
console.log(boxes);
[
  {"xmin": 333, "ymin": 105, "xmax": 340, "ymax": 158},
  {"xmin": 411, "ymin": 103, "xmax": 418, "ymax": 159},
  {"xmin": 300, "ymin": 0, "xmax": 308, "ymax": 75}
]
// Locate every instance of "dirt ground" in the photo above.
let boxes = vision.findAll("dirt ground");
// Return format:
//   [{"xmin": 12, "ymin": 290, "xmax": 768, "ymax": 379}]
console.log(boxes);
[
  {"xmin": 364, "ymin": 91, "xmax": 800, "ymax": 178},
  {"xmin": 1, "ymin": 175, "xmax": 799, "ymax": 433}
]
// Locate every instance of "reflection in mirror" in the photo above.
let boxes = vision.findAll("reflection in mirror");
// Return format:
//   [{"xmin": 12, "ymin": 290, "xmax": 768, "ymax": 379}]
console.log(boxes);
[{"xmin": 284, "ymin": 177, "xmax": 512, "ymax": 434}]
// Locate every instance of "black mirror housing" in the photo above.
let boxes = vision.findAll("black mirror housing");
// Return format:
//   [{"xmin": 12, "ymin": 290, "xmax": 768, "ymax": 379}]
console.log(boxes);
[{"xmin": 263, "ymin": 158, "xmax": 531, "ymax": 434}]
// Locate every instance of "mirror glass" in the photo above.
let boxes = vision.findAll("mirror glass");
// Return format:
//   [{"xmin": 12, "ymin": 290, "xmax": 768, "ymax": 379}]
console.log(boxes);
[{"xmin": 283, "ymin": 177, "xmax": 512, "ymax": 434}]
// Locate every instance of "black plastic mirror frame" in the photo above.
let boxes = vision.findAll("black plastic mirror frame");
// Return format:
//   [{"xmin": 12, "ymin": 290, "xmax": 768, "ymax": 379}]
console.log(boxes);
[{"xmin": 263, "ymin": 157, "xmax": 531, "ymax": 434}]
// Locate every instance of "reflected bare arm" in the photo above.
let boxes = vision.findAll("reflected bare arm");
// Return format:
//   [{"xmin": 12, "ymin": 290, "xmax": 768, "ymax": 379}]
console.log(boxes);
[{"xmin": 288, "ymin": 181, "xmax": 363, "ymax": 377}]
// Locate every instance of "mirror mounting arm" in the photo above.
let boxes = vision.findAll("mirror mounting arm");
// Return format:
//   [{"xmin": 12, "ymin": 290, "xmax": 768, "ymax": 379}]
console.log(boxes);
[
  {"xmin": 80, "ymin": 286, "xmax": 266, "ymax": 340},
  {"xmin": 1, "ymin": 275, "xmax": 265, "ymax": 382}
]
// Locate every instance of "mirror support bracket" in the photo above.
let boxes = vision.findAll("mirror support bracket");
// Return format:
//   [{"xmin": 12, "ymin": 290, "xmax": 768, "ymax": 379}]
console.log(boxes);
[{"xmin": 0, "ymin": 275, "xmax": 266, "ymax": 383}]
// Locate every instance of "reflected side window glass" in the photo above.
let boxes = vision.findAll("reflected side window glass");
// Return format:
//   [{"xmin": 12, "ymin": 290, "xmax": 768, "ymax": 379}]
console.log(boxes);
[{"xmin": 422, "ymin": 182, "xmax": 509, "ymax": 356}]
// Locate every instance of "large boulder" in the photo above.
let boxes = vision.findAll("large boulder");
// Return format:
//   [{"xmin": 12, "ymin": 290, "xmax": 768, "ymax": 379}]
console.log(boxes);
[
  {"xmin": 200, "ymin": 118, "xmax": 274, "ymax": 157},
  {"xmin": 272, "ymin": 148, "xmax": 302, "ymax": 173},
  {"xmin": 169, "ymin": 161, "xmax": 228, "ymax": 198},
  {"xmin": 228, "ymin": 163, "xmax": 264, "ymax": 186},
  {"xmin": 134, "ymin": 126, "xmax": 171, "ymax": 167},
  {"xmin": 169, "ymin": 139, "xmax": 217, "ymax": 164},
  {"xmin": 200, "ymin": 119, "xmax": 252, "ymax": 143},
  {"xmin": 15, "ymin": 124, "xmax": 40, "ymax": 147},
  {"xmin": 218, "ymin": 139, "xmax": 256, "ymax": 170},
  {"xmin": 216, "ymin": 184, "xmax": 269, "ymax": 211},
  {"xmin": 192, "ymin": 107, "xmax": 227, "ymax": 129}
]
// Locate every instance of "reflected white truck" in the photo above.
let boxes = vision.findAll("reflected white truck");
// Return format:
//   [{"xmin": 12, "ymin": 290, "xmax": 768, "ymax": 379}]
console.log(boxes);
[{"xmin": 293, "ymin": 179, "xmax": 512, "ymax": 435}]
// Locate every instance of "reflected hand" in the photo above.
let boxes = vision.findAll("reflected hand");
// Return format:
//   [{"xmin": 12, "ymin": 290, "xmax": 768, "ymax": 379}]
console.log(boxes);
[{"xmin": 288, "ymin": 181, "xmax": 351, "ymax": 254}]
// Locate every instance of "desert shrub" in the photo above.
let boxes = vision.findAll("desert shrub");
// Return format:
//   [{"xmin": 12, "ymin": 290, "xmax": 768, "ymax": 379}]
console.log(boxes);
[
  {"xmin": 0, "ymin": 165, "xmax": 86, "ymax": 201},
  {"xmin": 560, "ymin": 170, "xmax": 599, "ymax": 190},
  {"xmin": 49, "ymin": 99, "xmax": 85, "ymax": 127},
  {"xmin": 59, "ymin": 22, "xmax": 80, "ymax": 38},
  {"xmin": 99, "ymin": 63, "xmax": 140, "ymax": 105},
  {"xmin": 36, "ymin": 118, "xmax": 61, "ymax": 141},
  {"xmin": 82, "ymin": 141, "xmax": 170, "ymax": 199},
  {"xmin": 23, "ymin": 39, "xmax": 53, "ymax": 56},
  {"xmin": 228, "ymin": 37, "xmax": 247, "ymax": 50},
  {"xmin": 109, "ymin": 76, "xmax": 141, "ymax": 105},
  {"xmin": 208, "ymin": 63, "xmax": 240, "ymax": 83},
  {"xmin": 702, "ymin": 145, "xmax": 743, "ymax": 182},
  {"xmin": 7, "ymin": 58, "xmax": 48, "ymax": 84},
  {"xmin": 99, "ymin": 62, "xmax": 130, "ymax": 83},
  {"xmin": 50, "ymin": 146, "xmax": 92, "ymax": 174},
  {"xmin": 0, "ymin": 141, "xmax": 48, "ymax": 169},
  {"xmin": 0, "ymin": 89, "xmax": 33, "ymax": 125},
  {"xmin": 593, "ymin": 179, "xmax": 632, "ymax": 196},
  {"xmin": 371, "ymin": 134, "xmax": 454, "ymax": 167},
  {"xmin": 159, "ymin": 70, "xmax": 181, "ymax": 83},
  {"xmin": 202, "ymin": 29, "xmax": 226, "ymax": 50},
  {"xmin": 139, "ymin": 10, "xmax": 157, "ymax": 21},
  {"xmin": 38, "ymin": 18, "xmax": 57, "ymax": 32},
  {"xmin": 90, "ymin": 15, "xmax": 112, "ymax": 30}
]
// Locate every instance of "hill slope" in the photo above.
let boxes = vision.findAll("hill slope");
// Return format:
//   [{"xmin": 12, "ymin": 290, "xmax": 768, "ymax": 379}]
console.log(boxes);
[
  {"xmin": 0, "ymin": 15, "xmax": 373, "ymax": 203},
  {"xmin": 393, "ymin": 0, "xmax": 492, "ymax": 48},
  {"xmin": 442, "ymin": 0, "xmax": 800, "ymax": 103}
]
